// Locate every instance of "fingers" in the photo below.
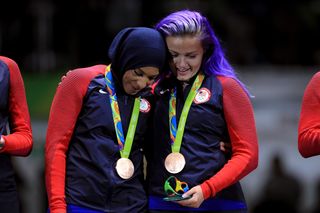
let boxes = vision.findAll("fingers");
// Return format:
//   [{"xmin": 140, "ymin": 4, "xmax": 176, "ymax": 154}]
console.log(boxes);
[
  {"xmin": 220, "ymin": 141, "xmax": 231, "ymax": 153},
  {"xmin": 220, "ymin": 141, "xmax": 226, "ymax": 152},
  {"xmin": 177, "ymin": 195, "xmax": 200, "ymax": 208},
  {"xmin": 58, "ymin": 71, "xmax": 72, "ymax": 85},
  {"xmin": 176, "ymin": 186, "xmax": 204, "ymax": 208}
]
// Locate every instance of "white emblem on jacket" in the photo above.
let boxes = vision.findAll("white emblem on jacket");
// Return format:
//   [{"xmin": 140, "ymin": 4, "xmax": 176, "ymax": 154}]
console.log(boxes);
[
  {"xmin": 194, "ymin": 88, "xmax": 211, "ymax": 104},
  {"xmin": 140, "ymin": 98, "xmax": 151, "ymax": 113}
]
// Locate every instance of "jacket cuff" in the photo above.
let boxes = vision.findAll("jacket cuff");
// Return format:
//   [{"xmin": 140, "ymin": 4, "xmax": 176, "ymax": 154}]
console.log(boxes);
[{"xmin": 200, "ymin": 181, "xmax": 216, "ymax": 199}]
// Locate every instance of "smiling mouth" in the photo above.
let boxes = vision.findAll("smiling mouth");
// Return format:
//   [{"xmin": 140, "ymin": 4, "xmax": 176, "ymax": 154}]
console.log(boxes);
[
  {"xmin": 177, "ymin": 70, "xmax": 190, "ymax": 75},
  {"xmin": 177, "ymin": 68, "xmax": 190, "ymax": 73},
  {"xmin": 132, "ymin": 85, "xmax": 140, "ymax": 91}
]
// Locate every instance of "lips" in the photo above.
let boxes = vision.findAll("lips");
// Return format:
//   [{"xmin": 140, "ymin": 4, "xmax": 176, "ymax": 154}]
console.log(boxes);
[
  {"xmin": 131, "ymin": 84, "xmax": 140, "ymax": 91},
  {"xmin": 177, "ymin": 69, "xmax": 190, "ymax": 76},
  {"xmin": 177, "ymin": 68, "xmax": 190, "ymax": 73}
]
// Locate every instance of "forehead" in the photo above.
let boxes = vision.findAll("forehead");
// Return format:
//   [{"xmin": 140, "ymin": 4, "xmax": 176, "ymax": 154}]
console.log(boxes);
[{"xmin": 165, "ymin": 35, "xmax": 202, "ymax": 52}]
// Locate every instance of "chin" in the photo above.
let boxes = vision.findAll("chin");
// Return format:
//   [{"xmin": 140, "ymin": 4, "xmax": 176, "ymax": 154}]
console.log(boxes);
[
  {"xmin": 129, "ymin": 89, "xmax": 139, "ymax": 95},
  {"xmin": 177, "ymin": 76, "xmax": 190, "ymax": 81}
]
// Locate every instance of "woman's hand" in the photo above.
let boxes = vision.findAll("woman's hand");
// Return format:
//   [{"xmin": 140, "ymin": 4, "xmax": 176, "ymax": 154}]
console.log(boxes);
[
  {"xmin": 220, "ymin": 141, "xmax": 231, "ymax": 153},
  {"xmin": 176, "ymin": 185, "xmax": 204, "ymax": 208},
  {"xmin": 59, "ymin": 71, "xmax": 72, "ymax": 85}
]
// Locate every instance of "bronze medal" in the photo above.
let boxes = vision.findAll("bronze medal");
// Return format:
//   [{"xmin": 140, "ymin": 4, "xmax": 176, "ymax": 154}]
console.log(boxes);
[
  {"xmin": 164, "ymin": 152, "xmax": 186, "ymax": 174},
  {"xmin": 115, "ymin": 158, "xmax": 134, "ymax": 179}
]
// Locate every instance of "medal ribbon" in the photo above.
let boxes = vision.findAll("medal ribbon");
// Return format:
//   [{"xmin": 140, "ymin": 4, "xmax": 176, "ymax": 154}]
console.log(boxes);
[
  {"xmin": 105, "ymin": 65, "xmax": 141, "ymax": 158},
  {"xmin": 169, "ymin": 72, "xmax": 205, "ymax": 153}
]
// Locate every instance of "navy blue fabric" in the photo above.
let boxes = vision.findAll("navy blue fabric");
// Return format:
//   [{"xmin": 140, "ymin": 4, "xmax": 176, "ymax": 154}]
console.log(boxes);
[
  {"xmin": 48, "ymin": 204, "xmax": 105, "ymax": 213},
  {"xmin": 0, "ymin": 59, "xmax": 18, "ymax": 204},
  {"xmin": 65, "ymin": 72, "xmax": 151, "ymax": 212},
  {"xmin": 108, "ymin": 27, "xmax": 166, "ymax": 85},
  {"xmin": 0, "ymin": 190, "xmax": 20, "ymax": 213},
  {"xmin": 146, "ymin": 74, "xmax": 246, "ymax": 211},
  {"xmin": 0, "ymin": 59, "xmax": 10, "ymax": 136},
  {"xmin": 66, "ymin": 204, "xmax": 105, "ymax": 213},
  {"xmin": 149, "ymin": 196, "xmax": 246, "ymax": 212}
]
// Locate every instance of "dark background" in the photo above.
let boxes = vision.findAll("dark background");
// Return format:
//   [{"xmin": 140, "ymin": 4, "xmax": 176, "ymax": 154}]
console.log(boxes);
[
  {"xmin": 1, "ymin": 0, "xmax": 320, "ymax": 74},
  {"xmin": 1, "ymin": 1, "xmax": 320, "ymax": 213}
]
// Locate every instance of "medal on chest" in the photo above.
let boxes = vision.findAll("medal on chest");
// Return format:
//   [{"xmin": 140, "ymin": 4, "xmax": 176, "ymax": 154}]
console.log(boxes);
[
  {"xmin": 105, "ymin": 66, "xmax": 140, "ymax": 179},
  {"xmin": 165, "ymin": 72, "xmax": 204, "ymax": 174},
  {"xmin": 164, "ymin": 152, "xmax": 186, "ymax": 174},
  {"xmin": 115, "ymin": 158, "xmax": 135, "ymax": 179}
]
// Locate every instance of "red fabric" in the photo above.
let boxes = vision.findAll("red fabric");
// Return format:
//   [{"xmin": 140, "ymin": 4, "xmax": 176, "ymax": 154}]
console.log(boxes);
[
  {"xmin": 45, "ymin": 65, "xmax": 106, "ymax": 213},
  {"xmin": 200, "ymin": 76, "xmax": 258, "ymax": 199},
  {"xmin": 298, "ymin": 71, "xmax": 320, "ymax": 158},
  {"xmin": 0, "ymin": 56, "xmax": 32, "ymax": 156}
]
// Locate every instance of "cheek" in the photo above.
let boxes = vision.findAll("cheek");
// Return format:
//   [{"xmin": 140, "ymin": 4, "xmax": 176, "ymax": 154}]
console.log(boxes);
[
  {"xmin": 135, "ymin": 79, "xmax": 147, "ymax": 88},
  {"xmin": 191, "ymin": 58, "xmax": 202, "ymax": 69},
  {"xmin": 122, "ymin": 75, "xmax": 132, "ymax": 90}
]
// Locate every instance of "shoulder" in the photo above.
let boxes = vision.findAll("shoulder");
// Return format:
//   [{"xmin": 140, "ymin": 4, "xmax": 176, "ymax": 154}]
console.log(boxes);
[
  {"xmin": 216, "ymin": 75, "xmax": 251, "ymax": 102},
  {"xmin": 313, "ymin": 71, "xmax": 320, "ymax": 78},
  {"xmin": 67, "ymin": 64, "xmax": 106, "ymax": 79},
  {"xmin": 216, "ymin": 75, "xmax": 243, "ymax": 91},
  {"xmin": 61, "ymin": 64, "xmax": 107, "ymax": 85},
  {"xmin": 303, "ymin": 71, "xmax": 320, "ymax": 98},
  {"xmin": 0, "ymin": 56, "xmax": 21, "ymax": 75},
  {"xmin": 309, "ymin": 71, "xmax": 320, "ymax": 84},
  {"xmin": 56, "ymin": 64, "xmax": 107, "ymax": 96}
]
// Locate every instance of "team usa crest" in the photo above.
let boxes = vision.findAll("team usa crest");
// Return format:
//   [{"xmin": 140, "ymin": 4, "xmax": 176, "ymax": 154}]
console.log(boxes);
[
  {"xmin": 140, "ymin": 98, "xmax": 151, "ymax": 113},
  {"xmin": 194, "ymin": 88, "xmax": 211, "ymax": 104}
]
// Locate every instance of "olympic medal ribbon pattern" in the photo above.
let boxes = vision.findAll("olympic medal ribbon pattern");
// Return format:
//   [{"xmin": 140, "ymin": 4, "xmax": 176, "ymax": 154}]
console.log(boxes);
[
  {"xmin": 165, "ymin": 72, "xmax": 205, "ymax": 174},
  {"xmin": 169, "ymin": 90, "xmax": 177, "ymax": 146},
  {"xmin": 105, "ymin": 66, "xmax": 141, "ymax": 179}
]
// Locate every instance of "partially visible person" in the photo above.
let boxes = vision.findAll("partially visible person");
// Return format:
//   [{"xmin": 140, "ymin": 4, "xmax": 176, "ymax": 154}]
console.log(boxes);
[
  {"xmin": 310, "ymin": 177, "xmax": 320, "ymax": 213},
  {"xmin": 298, "ymin": 71, "xmax": 320, "ymax": 158},
  {"xmin": 252, "ymin": 154, "xmax": 302, "ymax": 213},
  {"xmin": 146, "ymin": 10, "xmax": 258, "ymax": 212},
  {"xmin": 45, "ymin": 27, "xmax": 167, "ymax": 213},
  {"xmin": 0, "ymin": 56, "xmax": 33, "ymax": 213}
]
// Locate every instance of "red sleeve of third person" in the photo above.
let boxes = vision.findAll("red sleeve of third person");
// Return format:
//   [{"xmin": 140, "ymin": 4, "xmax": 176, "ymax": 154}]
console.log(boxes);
[
  {"xmin": 298, "ymin": 72, "xmax": 320, "ymax": 158},
  {"xmin": 200, "ymin": 76, "xmax": 258, "ymax": 199},
  {"xmin": 0, "ymin": 56, "xmax": 32, "ymax": 156}
]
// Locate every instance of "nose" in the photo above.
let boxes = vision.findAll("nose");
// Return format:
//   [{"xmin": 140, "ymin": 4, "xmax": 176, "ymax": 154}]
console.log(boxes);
[
  {"xmin": 175, "ymin": 56, "xmax": 187, "ymax": 67},
  {"xmin": 146, "ymin": 78, "xmax": 154, "ymax": 87},
  {"xmin": 138, "ymin": 78, "xmax": 153, "ymax": 90}
]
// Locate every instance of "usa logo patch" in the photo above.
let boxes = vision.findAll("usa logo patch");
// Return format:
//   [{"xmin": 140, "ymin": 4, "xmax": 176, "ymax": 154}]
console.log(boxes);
[
  {"xmin": 140, "ymin": 98, "xmax": 151, "ymax": 113},
  {"xmin": 194, "ymin": 88, "xmax": 211, "ymax": 104}
]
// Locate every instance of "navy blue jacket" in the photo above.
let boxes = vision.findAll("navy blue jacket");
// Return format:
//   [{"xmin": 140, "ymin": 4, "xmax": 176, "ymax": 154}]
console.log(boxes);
[
  {"xmin": 147, "ymin": 74, "xmax": 247, "ymax": 212},
  {"xmin": 46, "ymin": 65, "xmax": 153, "ymax": 213}
]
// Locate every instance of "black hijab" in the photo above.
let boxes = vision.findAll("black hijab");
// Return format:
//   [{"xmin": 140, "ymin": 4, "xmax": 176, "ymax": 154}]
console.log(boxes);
[{"xmin": 108, "ymin": 27, "xmax": 167, "ymax": 86}]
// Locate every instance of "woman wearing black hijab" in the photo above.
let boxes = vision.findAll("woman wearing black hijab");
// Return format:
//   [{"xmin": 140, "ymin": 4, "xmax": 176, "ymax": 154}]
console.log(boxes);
[{"xmin": 45, "ymin": 27, "xmax": 167, "ymax": 213}]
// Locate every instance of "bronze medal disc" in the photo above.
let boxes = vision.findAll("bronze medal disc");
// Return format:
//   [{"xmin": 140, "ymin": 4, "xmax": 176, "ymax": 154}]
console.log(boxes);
[
  {"xmin": 115, "ymin": 158, "xmax": 134, "ymax": 179},
  {"xmin": 164, "ymin": 152, "xmax": 186, "ymax": 174}
]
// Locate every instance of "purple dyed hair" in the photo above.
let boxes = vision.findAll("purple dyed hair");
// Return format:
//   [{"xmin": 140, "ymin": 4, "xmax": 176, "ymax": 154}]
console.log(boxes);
[{"xmin": 155, "ymin": 10, "xmax": 250, "ymax": 95}]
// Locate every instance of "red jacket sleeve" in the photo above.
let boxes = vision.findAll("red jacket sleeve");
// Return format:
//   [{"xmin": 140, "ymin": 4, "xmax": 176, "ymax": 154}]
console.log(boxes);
[
  {"xmin": 45, "ymin": 65, "xmax": 105, "ymax": 213},
  {"xmin": 298, "ymin": 72, "xmax": 320, "ymax": 158},
  {"xmin": 200, "ymin": 76, "xmax": 258, "ymax": 199},
  {"xmin": 0, "ymin": 56, "xmax": 32, "ymax": 156}
]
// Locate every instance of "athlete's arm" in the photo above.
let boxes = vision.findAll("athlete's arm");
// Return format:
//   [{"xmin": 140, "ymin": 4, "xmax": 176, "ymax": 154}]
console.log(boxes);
[
  {"xmin": 45, "ymin": 66, "xmax": 104, "ymax": 212},
  {"xmin": 0, "ymin": 56, "xmax": 32, "ymax": 156},
  {"xmin": 298, "ymin": 72, "xmax": 320, "ymax": 158},
  {"xmin": 200, "ymin": 76, "xmax": 258, "ymax": 198}
]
